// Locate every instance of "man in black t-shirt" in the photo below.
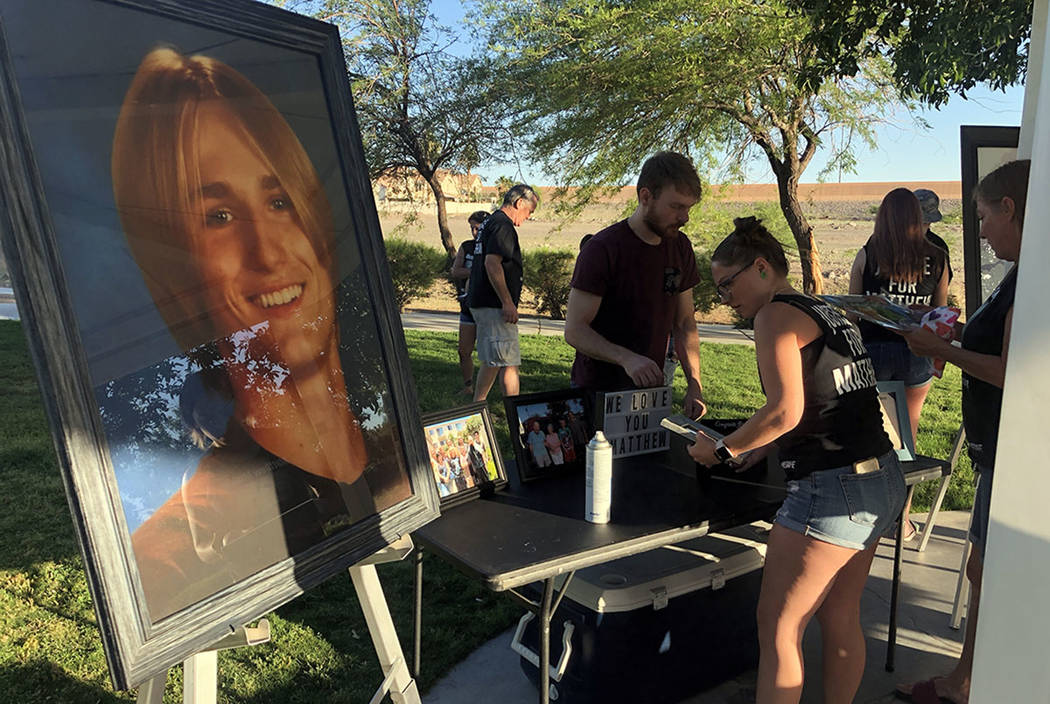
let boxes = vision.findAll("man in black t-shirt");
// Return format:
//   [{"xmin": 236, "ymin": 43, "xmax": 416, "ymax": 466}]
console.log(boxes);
[
  {"xmin": 467, "ymin": 184, "xmax": 538, "ymax": 401},
  {"xmin": 565, "ymin": 151, "xmax": 706, "ymax": 419},
  {"xmin": 914, "ymin": 188, "xmax": 954, "ymax": 283}
]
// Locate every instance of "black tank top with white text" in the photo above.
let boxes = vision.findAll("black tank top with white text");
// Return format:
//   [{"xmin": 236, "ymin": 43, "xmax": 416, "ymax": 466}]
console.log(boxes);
[
  {"xmin": 859, "ymin": 235, "xmax": 948, "ymax": 343},
  {"xmin": 771, "ymin": 294, "xmax": 892, "ymax": 480}
]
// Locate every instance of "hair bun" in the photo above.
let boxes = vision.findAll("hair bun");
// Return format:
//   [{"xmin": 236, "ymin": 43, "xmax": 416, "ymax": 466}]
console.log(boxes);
[{"xmin": 732, "ymin": 216, "xmax": 764, "ymax": 240}]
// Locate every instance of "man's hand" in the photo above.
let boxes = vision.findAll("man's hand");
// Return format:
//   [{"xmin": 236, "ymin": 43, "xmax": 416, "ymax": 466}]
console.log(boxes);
[
  {"xmin": 683, "ymin": 382, "xmax": 706, "ymax": 419},
  {"xmin": 621, "ymin": 352, "xmax": 664, "ymax": 387},
  {"xmin": 501, "ymin": 301, "xmax": 519, "ymax": 324}
]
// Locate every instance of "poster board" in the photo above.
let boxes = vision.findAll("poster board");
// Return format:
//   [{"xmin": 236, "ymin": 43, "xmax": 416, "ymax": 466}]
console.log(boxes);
[{"xmin": 0, "ymin": 0, "xmax": 438, "ymax": 688}]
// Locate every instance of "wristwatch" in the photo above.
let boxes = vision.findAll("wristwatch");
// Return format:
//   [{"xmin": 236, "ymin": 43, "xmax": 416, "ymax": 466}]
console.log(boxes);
[{"xmin": 713, "ymin": 438, "xmax": 735, "ymax": 464}]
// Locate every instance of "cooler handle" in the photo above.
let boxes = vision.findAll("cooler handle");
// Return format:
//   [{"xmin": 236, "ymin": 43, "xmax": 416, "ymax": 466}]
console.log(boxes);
[{"xmin": 510, "ymin": 612, "xmax": 576, "ymax": 682}]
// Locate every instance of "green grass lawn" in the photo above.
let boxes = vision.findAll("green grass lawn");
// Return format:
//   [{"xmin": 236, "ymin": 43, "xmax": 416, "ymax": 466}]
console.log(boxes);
[{"xmin": 0, "ymin": 321, "xmax": 971, "ymax": 702}]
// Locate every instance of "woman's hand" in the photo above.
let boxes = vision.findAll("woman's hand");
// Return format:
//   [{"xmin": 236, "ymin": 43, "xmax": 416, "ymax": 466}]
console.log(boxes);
[
  {"xmin": 727, "ymin": 444, "xmax": 771, "ymax": 473},
  {"xmin": 687, "ymin": 432, "xmax": 719, "ymax": 466},
  {"xmin": 900, "ymin": 326, "xmax": 952, "ymax": 358}
]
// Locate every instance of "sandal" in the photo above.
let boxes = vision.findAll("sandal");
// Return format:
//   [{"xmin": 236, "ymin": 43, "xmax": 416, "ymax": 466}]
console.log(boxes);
[{"xmin": 895, "ymin": 678, "xmax": 961, "ymax": 704}]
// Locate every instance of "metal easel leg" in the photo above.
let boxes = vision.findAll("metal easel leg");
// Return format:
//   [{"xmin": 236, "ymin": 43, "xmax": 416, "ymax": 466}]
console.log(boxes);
[
  {"xmin": 350, "ymin": 563, "xmax": 422, "ymax": 704},
  {"xmin": 136, "ymin": 621, "xmax": 271, "ymax": 704},
  {"xmin": 136, "ymin": 672, "xmax": 166, "ymax": 704},
  {"xmin": 183, "ymin": 651, "xmax": 218, "ymax": 704}
]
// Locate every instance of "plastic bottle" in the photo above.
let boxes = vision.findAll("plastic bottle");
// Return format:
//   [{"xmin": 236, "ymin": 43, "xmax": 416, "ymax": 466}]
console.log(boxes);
[{"xmin": 585, "ymin": 430, "xmax": 613, "ymax": 523}]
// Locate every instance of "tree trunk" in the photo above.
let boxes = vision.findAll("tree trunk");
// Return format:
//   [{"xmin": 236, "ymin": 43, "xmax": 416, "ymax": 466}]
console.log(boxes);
[
  {"xmin": 776, "ymin": 175, "xmax": 823, "ymax": 294},
  {"xmin": 426, "ymin": 174, "xmax": 456, "ymax": 258}
]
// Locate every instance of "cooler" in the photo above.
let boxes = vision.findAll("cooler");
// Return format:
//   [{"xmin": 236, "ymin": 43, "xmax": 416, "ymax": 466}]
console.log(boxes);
[{"xmin": 512, "ymin": 522, "xmax": 768, "ymax": 703}]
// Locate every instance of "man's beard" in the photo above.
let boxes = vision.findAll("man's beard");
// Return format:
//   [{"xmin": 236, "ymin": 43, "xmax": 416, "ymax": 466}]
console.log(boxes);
[{"xmin": 643, "ymin": 215, "xmax": 682, "ymax": 239}]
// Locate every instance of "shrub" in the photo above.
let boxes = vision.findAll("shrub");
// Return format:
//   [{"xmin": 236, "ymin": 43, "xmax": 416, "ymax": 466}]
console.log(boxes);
[
  {"xmin": 522, "ymin": 248, "xmax": 576, "ymax": 320},
  {"xmin": 384, "ymin": 238, "xmax": 445, "ymax": 311}
]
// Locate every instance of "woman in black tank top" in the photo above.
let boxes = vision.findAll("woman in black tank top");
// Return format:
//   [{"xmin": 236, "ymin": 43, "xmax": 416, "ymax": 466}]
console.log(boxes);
[
  {"xmin": 689, "ymin": 217, "xmax": 901, "ymax": 704},
  {"xmin": 848, "ymin": 188, "xmax": 950, "ymax": 541},
  {"xmin": 895, "ymin": 160, "xmax": 1029, "ymax": 704}
]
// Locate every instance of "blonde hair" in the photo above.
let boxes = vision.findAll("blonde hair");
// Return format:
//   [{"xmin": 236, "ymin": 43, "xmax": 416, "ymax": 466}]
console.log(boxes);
[{"xmin": 112, "ymin": 47, "xmax": 335, "ymax": 351}]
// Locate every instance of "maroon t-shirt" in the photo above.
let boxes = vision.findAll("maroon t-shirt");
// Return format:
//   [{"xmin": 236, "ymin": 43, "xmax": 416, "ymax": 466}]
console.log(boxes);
[{"xmin": 570, "ymin": 219, "xmax": 700, "ymax": 391}]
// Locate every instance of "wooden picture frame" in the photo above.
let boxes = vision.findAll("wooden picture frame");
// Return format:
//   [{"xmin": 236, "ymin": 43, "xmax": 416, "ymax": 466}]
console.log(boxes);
[
  {"xmin": 877, "ymin": 381, "xmax": 916, "ymax": 462},
  {"xmin": 504, "ymin": 388, "xmax": 593, "ymax": 482},
  {"xmin": 0, "ymin": 0, "xmax": 438, "ymax": 689},
  {"xmin": 421, "ymin": 403, "xmax": 507, "ymax": 509}
]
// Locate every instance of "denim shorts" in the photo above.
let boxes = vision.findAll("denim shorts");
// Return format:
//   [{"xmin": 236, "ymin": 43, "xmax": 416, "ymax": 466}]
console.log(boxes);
[
  {"xmin": 459, "ymin": 302, "xmax": 475, "ymax": 326},
  {"xmin": 775, "ymin": 451, "xmax": 906, "ymax": 550},
  {"xmin": 969, "ymin": 465, "xmax": 993, "ymax": 554},
  {"xmin": 471, "ymin": 307, "xmax": 520, "ymax": 367},
  {"xmin": 866, "ymin": 340, "xmax": 934, "ymax": 388}
]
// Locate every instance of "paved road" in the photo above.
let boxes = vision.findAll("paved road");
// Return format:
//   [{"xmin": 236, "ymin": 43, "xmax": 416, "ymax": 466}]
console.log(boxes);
[
  {"xmin": 0, "ymin": 287, "xmax": 16, "ymax": 321},
  {"xmin": 401, "ymin": 309, "xmax": 754, "ymax": 346}
]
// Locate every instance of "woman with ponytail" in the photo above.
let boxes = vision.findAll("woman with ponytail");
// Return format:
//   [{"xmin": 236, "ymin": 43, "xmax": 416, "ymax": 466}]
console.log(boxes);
[{"xmin": 690, "ymin": 217, "xmax": 904, "ymax": 704}]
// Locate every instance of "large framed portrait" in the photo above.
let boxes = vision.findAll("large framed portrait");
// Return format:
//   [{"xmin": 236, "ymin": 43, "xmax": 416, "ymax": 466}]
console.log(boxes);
[
  {"xmin": 960, "ymin": 125, "xmax": 1020, "ymax": 317},
  {"xmin": 422, "ymin": 403, "xmax": 507, "ymax": 509},
  {"xmin": 0, "ymin": 0, "xmax": 438, "ymax": 689},
  {"xmin": 505, "ymin": 389, "xmax": 593, "ymax": 482}
]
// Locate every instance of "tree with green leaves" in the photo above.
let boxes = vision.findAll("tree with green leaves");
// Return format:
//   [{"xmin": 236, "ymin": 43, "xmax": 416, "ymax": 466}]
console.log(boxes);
[
  {"xmin": 792, "ymin": 0, "xmax": 1032, "ymax": 107},
  {"xmin": 312, "ymin": 0, "xmax": 513, "ymax": 256},
  {"xmin": 484, "ymin": 0, "xmax": 904, "ymax": 293}
]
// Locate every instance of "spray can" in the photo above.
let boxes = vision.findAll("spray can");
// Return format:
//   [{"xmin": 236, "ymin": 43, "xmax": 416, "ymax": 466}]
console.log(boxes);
[{"xmin": 586, "ymin": 430, "xmax": 613, "ymax": 523}]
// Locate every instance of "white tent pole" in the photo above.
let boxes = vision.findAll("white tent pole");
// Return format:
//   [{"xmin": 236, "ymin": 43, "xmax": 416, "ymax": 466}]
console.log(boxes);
[
  {"xmin": 971, "ymin": 0, "xmax": 1050, "ymax": 701},
  {"xmin": 1018, "ymin": 0, "xmax": 1049, "ymax": 157}
]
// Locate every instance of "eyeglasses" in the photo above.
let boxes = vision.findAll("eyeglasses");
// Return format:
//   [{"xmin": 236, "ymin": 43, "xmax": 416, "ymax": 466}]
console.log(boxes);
[{"xmin": 716, "ymin": 260, "xmax": 755, "ymax": 300}]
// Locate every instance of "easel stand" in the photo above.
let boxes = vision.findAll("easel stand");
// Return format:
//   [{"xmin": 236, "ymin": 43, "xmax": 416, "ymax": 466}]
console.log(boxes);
[{"xmin": 137, "ymin": 536, "xmax": 421, "ymax": 704}]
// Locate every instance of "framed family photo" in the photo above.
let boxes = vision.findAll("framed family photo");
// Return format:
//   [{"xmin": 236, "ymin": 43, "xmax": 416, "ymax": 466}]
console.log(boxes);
[
  {"xmin": 422, "ymin": 403, "xmax": 507, "ymax": 509},
  {"xmin": 504, "ymin": 388, "xmax": 593, "ymax": 483},
  {"xmin": 0, "ymin": 0, "xmax": 438, "ymax": 689}
]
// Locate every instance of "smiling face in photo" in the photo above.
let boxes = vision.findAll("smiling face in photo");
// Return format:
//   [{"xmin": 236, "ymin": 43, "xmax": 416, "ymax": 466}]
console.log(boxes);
[{"xmin": 190, "ymin": 103, "xmax": 336, "ymax": 372}]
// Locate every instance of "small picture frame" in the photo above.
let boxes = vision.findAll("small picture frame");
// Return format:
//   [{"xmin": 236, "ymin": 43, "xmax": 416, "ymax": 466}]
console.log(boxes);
[
  {"xmin": 877, "ymin": 381, "xmax": 916, "ymax": 462},
  {"xmin": 504, "ymin": 388, "xmax": 593, "ymax": 482},
  {"xmin": 422, "ymin": 403, "xmax": 507, "ymax": 509}
]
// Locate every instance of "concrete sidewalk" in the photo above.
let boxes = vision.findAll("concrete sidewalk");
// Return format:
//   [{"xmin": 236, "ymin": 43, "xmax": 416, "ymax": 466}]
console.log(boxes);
[
  {"xmin": 0, "ymin": 302, "xmax": 756, "ymax": 346},
  {"xmin": 423, "ymin": 510, "xmax": 970, "ymax": 704},
  {"xmin": 402, "ymin": 309, "xmax": 755, "ymax": 346}
]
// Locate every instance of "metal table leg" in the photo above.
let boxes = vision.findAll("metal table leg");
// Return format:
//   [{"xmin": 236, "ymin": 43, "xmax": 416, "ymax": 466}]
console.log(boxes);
[
  {"xmin": 886, "ymin": 485, "xmax": 913, "ymax": 671},
  {"xmin": 412, "ymin": 546, "xmax": 423, "ymax": 679},
  {"xmin": 538, "ymin": 577, "xmax": 555, "ymax": 704}
]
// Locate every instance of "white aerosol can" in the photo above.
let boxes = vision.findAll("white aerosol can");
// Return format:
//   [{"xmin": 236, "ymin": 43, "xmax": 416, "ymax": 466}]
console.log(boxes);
[{"xmin": 585, "ymin": 430, "xmax": 613, "ymax": 523}]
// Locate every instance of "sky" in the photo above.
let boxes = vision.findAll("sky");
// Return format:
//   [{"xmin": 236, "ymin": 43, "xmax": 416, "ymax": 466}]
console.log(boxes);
[{"xmin": 429, "ymin": 0, "xmax": 1027, "ymax": 186}]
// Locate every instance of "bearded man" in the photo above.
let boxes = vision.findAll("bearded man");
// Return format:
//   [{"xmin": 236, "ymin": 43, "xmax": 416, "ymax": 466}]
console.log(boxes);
[{"xmin": 564, "ymin": 151, "xmax": 706, "ymax": 418}]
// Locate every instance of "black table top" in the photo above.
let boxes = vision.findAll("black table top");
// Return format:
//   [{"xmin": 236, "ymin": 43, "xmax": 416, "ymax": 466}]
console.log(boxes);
[
  {"xmin": 414, "ymin": 450, "xmax": 788, "ymax": 591},
  {"xmin": 414, "ymin": 449, "xmax": 950, "ymax": 591}
]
